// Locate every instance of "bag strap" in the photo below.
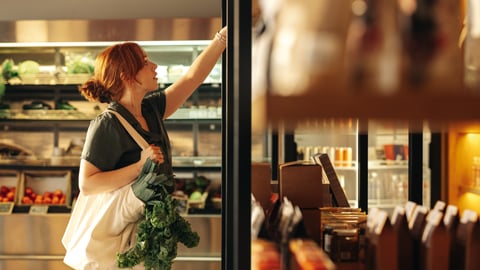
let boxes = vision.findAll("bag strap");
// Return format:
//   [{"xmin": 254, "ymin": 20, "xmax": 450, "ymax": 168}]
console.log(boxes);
[{"xmin": 106, "ymin": 109, "xmax": 149, "ymax": 150}]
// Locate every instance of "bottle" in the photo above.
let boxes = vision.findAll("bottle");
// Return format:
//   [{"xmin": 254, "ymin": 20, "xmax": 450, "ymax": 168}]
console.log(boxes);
[
  {"xmin": 345, "ymin": 0, "xmax": 401, "ymax": 94},
  {"xmin": 473, "ymin": 156, "xmax": 480, "ymax": 187}
]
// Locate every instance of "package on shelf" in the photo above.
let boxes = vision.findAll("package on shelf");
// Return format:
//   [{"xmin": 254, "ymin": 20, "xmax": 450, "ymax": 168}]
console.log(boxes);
[
  {"xmin": 251, "ymin": 239, "xmax": 281, "ymax": 270},
  {"xmin": 251, "ymin": 238, "xmax": 335, "ymax": 270},
  {"xmin": 172, "ymin": 188, "xmax": 209, "ymax": 213},
  {"xmin": 173, "ymin": 176, "xmax": 211, "ymax": 212},
  {"xmin": 320, "ymin": 207, "xmax": 366, "ymax": 229},
  {"xmin": 289, "ymin": 239, "xmax": 335, "ymax": 270},
  {"xmin": 279, "ymin": 160, "xmax": 324, "ymax": 208},
  {"xmin": 0, "ymin": 170, "xmax": 21, "ymax": 204},
  {"xmin": 187, "ymin": 184, "xmax": 210, "ymax": 210},
  {"xmin": 18, "ymin": 170, "xmax": 71, "ymax": 206},
  {"xmin": 319, "ymin": 207, "xmax": 367, "ymax": 263}
]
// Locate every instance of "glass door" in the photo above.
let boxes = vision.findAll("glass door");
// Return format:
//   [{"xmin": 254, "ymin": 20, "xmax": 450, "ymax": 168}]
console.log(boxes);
[
  {"xmin": 367, "ymin": 121, "xmax": 409, "ymax": 214},
  {"xmin": 367, "ymin": 121, "xmax": 431, "ymax": 215},
  {"xmin": 294, "ymin": 119, "xmax": 359, "ymax": 208},
  {"xmin": 292, "ymin": 120, "xmax": 432, "ymax": 213}
]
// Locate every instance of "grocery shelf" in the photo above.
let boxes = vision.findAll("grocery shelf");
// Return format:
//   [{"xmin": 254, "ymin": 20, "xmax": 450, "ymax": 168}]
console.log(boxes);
[
  {"xmin": 253, "ymin": 92, "xmax": 480, "ymax": 133},
  {"xmin": 458, "ymin": 185, "xmax": 480, "ymax": 196},
  {"xmin": 3, "ymin": 84, "xmax": 85, "ymax": 101},
  {"xmin": 12, "ymin": 204, "xmax": 71, "ymax": 214},
  {"xmin": 0, "ymin": 157, "xmax": 222, "ymax": 171}
]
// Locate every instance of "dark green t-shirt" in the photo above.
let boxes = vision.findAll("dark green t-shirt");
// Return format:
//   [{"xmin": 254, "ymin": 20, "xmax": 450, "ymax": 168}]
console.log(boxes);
[{"xmin": 81, "ymin": 90, "xmax": 172, "ymax": 175}]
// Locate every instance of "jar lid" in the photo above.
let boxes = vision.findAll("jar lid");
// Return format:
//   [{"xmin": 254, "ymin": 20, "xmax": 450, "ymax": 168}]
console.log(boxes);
[{"xmin": 333, "ymin": 228, "xmax": 357, "ymax": 236}]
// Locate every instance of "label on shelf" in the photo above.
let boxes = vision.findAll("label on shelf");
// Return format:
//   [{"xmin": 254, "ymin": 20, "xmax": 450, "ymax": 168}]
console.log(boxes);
[
  {"xmin": 0, "ymin": 202, "xmax": 14, "ymax": 215},
  {"xmin": 29, "ymin": 205, "xmax": 49, "ymax": 215}
]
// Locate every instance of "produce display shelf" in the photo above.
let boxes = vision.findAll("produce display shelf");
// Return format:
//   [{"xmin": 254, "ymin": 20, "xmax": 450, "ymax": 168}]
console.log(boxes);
[{"xmin": 12, "ymin": 204, "xmax": 71, "ymax": 214}]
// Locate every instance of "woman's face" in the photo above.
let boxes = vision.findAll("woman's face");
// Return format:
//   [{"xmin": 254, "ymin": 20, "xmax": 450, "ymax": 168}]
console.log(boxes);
[{"xmin": 135, "ymin": 55, "xmax": 159, "ymax": 92}]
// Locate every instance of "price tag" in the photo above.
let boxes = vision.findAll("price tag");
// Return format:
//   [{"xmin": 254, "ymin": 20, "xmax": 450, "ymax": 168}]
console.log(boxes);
[
  {"xmin": 408, "ymin": 205, "xmax": 427, "ymax": 229},
  {"xmin": 391, "ymin": 205, "xmax": 405, "ymax": 225},
  {"xmin": 443, "ymin": 205, "xmax": 458, "ymax": 226},
  {"xmin": 29, "ymin": 205, "xmax": 49, "ymax": 215},
  {"xmin": 367, "ymin": 207, "xmax": 379, "ymax": 230},
  {"xmin": 0, "ymin": 203, "xmax": 14, "ymax": 215},
  {"xmin": 460, "ymin": 209, "xmax": 478, "ymax": 224},
  {"xmin": 374, "ymin": 210, "xmax": 389, "ymax": 235},
  {"xmin": 405, "ymin": 201, "xmax": 417, "ymax": 222},
  {"xmin": 433, "ymin": 201, "xmax": 446, "ymax": 211},
  {"xmin": 422, "ymin": 210, "xmax": 444, "ymax": 243}
]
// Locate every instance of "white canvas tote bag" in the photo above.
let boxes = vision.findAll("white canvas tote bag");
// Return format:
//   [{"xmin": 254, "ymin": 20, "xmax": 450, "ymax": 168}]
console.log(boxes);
[{"xmin": 62, "ymin": 110, "xmax": 149, "ymax": 270}]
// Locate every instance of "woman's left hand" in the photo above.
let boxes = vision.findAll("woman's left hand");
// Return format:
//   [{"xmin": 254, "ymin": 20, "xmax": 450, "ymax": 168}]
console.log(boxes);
[{"xmin": 141, "ymin": 144, "xmax": 164, "ymax": 165}]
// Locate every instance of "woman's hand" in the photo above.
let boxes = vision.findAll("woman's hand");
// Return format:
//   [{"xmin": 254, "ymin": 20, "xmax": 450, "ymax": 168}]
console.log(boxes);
[
  {"xmin": 140, "ymin": 144, "xmax": 164, "ymax": 165},
  {"xmin": 216, "ymin": 26, "xmax": 227, "ymax": 47}
]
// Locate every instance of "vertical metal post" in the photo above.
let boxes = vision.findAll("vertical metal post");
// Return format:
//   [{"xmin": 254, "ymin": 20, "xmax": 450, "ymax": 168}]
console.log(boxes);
[
  {"xmin": 223, "ymin": 0, "xmax": 252, "ymax": 269},
  {"xmin": 358, "ymin": 120, "xmax": 369, "ymax": 212},
  {"xmin": 429, "ymin": 132, "xmax": 443, "ymax": 206},
  {"xmin": 271, "ymin": 131, "xmax": 279, "ymax": 180},
  {"xmin": 53, "ymin": 123, "xmax": 60, "ymax": 148},
  {"xmin": 192, "ymin": 122, "xmax": 199, "ymax": 156},
  {"xmin": 409, "ymin": 132, "xmax": 424, "ymax": 204}
]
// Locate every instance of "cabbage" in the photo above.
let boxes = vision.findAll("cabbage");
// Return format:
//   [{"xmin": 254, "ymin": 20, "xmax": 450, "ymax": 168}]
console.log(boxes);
[
  {"xmin": 17, "ymin": 60, "xmax": 40, "ymax": 75},
  {"xmin": 67, "ymin": 55, "xmax": 94, "ymax": 74}
]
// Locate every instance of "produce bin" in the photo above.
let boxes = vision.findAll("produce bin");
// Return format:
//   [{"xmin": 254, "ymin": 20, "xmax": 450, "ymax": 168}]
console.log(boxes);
[
  {"xmin": 18, "ymin": 170, "xmax": 71, "ymax": 207},
  {"xmin": 0, "ymin": 170, "xmax": 20, "ymax": 214}
]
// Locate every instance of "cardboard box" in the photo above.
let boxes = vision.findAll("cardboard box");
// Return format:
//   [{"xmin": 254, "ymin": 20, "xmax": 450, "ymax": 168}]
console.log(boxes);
[
  {"xmin": 279, "ymin": 161, "xmax": 323, "ymax": 208},
  {"xmin": 251, "ymin": 162, "xmax": 273, "ymax": 209},
  {"xmin": 301, "ymin": 208, "xmax": 322, "ymax": 244}
]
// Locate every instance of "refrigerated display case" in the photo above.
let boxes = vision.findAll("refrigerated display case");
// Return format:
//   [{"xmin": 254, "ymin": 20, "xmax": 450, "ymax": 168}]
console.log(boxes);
[
  {"xmin": 294, "ymin": 119, "xmax": 359, "ymax": 208},
  {"xmin": 0, "ymin": 18, "xmax": 225, "ymax": 269},
  {"xmin": 293, "ymin": 120, "xmax": 432, "ymax": 214},
  {"xmin": 447, "ymin": 122, "xmax": 480, "ymax": 215},
  {"xmin": 242, "ymin": 0, "xmax": 479, "ymax": 269}
]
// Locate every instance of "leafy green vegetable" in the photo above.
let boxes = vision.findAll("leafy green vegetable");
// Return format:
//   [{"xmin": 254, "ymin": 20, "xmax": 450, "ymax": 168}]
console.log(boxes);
[
  {"xmin": 66, "ymin": 55, "xmax": 94, "ymax": 74},
  {"xmin": 17, "ymin": 60, "xmax": 40, "ymax": 75},
  {"xmin": 1, "ymin": 59, "xmax": 19, "ymax": 81},
  {"xmin": 117, "ymin": 167, "xmax": 200, "ymax": 270},
  {"xmin": 194, "ymin": 175, "xmax": 210, "ymax": 189}
]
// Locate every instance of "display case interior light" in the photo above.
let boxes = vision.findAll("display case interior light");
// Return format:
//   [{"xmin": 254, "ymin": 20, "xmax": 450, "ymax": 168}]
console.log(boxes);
[
  {"xmin": 458, "ymin": 192, "xmax": 480, "ymax": 215},
  {"xmin": 0, "ymin": 40, "xmax": 211, "ymax": 48}
]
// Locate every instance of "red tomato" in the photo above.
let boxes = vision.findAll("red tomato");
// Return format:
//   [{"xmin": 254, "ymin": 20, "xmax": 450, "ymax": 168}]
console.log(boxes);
[
  {"xmin": 22, "ymin": 196, "xmax": 33, "ymax": 204},
  {"xmin": 6, "ymin": 191, "xmax": 15, "ymax": 201},
  {"xmin": 0, "ymin": 186, "xmax": 8, "ymax": 196},
  {"xmin": 25, "ymin": 187, "xmax": 33, "ymax": 196}
]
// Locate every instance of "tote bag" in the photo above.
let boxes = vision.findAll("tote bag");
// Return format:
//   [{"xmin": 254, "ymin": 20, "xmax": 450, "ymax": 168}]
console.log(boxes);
[{"xmin": 62, "ymin": 110, "xmax": 149, "ymax": 270}]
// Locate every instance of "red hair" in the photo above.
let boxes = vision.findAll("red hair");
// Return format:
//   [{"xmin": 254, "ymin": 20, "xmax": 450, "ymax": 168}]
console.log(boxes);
[{"xmin": 79, "ymin": 42, "xmax": 145, "ymax": 103}]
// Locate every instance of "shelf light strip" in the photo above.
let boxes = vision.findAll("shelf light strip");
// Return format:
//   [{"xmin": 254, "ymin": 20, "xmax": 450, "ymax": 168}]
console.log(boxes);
[
  {"xmin": 0, "ymin": 254, "xmax": 65, "ymax": 260},
  {"xmin": 0, "ymin": 40, "xmax": 211, "ymax": 48}
]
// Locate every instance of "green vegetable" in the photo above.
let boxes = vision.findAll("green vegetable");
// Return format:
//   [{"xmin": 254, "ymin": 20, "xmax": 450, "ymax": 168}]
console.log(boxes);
[
  {"xmin": 55, "ymin": 99, "xmax": 77, "ymax": 110},
  {"xmin": 117, "ymin": 163, "xmax": 200, "ymax": 270},
  {"xmin": 17, "ymin": 60, "xmax": 40, "ymax": 75},
  {"xmin": 1, "ymin": 59, "xmax": 19, "ymax": 81},
  {"xmin": 0, "ymin": 82, "xmax": 5, "ymax": 101},
  {"xmin": 189, "ymin": 190, "xmax": 202, "ymax": 200},
  {"xmin": 194, "ymin": 176, "xmax": 210, "ymax": 189},
  {"xmin": 67, "ymin": 55, "xmax": 94, "ymax": 74}
]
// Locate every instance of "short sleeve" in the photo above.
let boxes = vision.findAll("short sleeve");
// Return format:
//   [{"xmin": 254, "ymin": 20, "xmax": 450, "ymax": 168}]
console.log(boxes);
[
  {"xmin": 144, "ymin": 90, "xmax": 166, "ymax": 119},
  {"xmin": 81, "ymin": 113, "xmax": 140, "ymax": 171}
]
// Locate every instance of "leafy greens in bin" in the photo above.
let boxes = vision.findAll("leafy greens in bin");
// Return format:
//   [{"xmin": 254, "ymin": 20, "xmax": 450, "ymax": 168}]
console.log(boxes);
[{"xmin": 117, "ymin": 163, "xmax": 200, "ymax": 270}]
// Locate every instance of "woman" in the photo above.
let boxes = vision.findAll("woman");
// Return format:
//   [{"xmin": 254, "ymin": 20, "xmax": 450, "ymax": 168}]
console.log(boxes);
[{"xmin": 62, "ymin": 26, "xmax": 227, "ymax": 269}]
